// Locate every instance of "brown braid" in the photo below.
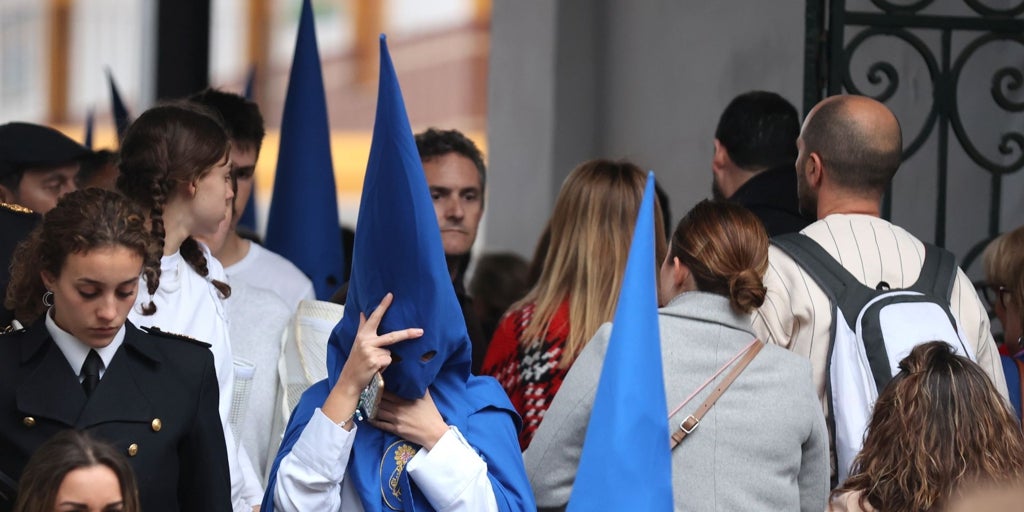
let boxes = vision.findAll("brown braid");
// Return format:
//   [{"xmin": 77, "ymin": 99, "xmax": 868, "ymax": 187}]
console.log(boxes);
[
  {"xmin": 142, "ymin": 179, "xmax": 169, "ymax": 313},
  {"xmin": 116, "ymin": 101, "xmax": 232, "ymax": 302},
  {"xmin": 180, "ymin": 236, "xmax": 231, "ymax": 298}
]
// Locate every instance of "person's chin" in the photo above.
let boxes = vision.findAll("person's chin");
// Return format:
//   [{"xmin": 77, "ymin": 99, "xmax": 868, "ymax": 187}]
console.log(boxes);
[
  {"xmin": 441, "ymin": 234, "xmax": 471, "ymax": 252},
  {"xmin": 81, "ymin": 327, "xmax": 119, "ymax": 348}
]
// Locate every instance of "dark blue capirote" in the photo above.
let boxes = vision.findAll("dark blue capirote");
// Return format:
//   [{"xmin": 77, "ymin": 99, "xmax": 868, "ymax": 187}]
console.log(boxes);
[
  {"xmin": 237, "ymin": 64, "xmax": 259, "ymax": 232},
  {"xmin": 264, "ymin": 0, "xmax": 344, "ymax": 300},
  {"xmin": 106, "ymin": 68, "xmax": 131, "ymax": 142},
  {"xmin": 261, "ymin": 35, "xmax": 534, "ymax": 512}
]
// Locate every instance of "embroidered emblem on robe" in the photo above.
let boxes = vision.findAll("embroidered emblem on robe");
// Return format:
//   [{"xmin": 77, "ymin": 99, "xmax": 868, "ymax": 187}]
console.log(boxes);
[{"xmin": 380, "ymin": 440, "xmax": 419, "ymax": 510}]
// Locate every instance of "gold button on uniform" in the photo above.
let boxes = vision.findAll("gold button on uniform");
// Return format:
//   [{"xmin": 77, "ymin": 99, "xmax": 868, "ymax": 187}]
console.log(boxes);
[
  {"xmin": 127, "ymin": 443, "xmax": 139, "ymax": 457},
  {"xmin": 151, "ymin": 418, "xmax": 162, "ymax": 432},
  {"xmin": 22, "ymin": 417, "xmax": 35, "ymax": 427}
]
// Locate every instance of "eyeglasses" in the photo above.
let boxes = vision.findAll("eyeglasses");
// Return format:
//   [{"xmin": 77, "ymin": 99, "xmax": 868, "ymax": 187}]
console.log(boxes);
[{"xmin": 981, "ymin": 284, "xmax": 1013, "ymax": 309}]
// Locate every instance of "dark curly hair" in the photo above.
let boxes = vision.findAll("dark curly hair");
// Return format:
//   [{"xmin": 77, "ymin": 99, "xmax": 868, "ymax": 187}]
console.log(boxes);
[
  {"xmin": 5, "ymin": 188, "xmax": 160, "ymax": 324},
  {"xmin": 835, "ymin": 341, "xmax": 1024, "ymax": 511},
  {"xmin": 414, "ymin": 127, "xmax": 486, "ymax": 195},
  {"xmin": 116, "ymin": 102, "xmax": 231, "ymax": 299}
]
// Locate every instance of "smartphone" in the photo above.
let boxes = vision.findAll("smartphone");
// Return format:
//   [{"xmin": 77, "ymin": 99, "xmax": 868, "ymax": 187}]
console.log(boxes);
[{"xmin": 358, "ymin": 372, "xmax": 385, "ymax": 420}]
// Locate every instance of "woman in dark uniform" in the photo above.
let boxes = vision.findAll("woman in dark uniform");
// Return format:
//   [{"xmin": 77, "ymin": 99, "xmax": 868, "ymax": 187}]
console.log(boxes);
[{"xmin": 0, "ymin": 188, "xmax": 231, "ymax": 512}]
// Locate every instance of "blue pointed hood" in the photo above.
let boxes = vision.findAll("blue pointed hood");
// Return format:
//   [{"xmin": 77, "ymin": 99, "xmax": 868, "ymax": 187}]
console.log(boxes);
[
  {"xmin": 83, "ymin": 107, "xmax": 94, "ymax": 149},
  {"xmin": 106, "ymin": 69, "xmax": 131, "ymax": 142},
  {"xmin": 264, "ymin": 0, "xmax": 344, "ymax": 300},
  {"xmin": 262, "ymin": 36, "xmax": 533, "ymax": 512},
  {"xmin": 328, "ymin": 35, "xmax": 471, "ymax": 399},
  {"xmin": 237, "ymin": 64, "xmax": 258, "ymax": 232}
]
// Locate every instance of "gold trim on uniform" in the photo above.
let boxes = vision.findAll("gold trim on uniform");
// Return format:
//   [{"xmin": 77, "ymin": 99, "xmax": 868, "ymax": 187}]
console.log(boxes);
[{"xmin": 0, "ymin": 202, "xmax": 33, "ymax": 214}]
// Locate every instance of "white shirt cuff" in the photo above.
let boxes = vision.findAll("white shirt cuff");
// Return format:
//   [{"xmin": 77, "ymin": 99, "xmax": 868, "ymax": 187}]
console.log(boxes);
[
  {"xmin": 291, "ymin": 408, "xmax": 357, "ymax": 483},
  {"xmin": 406, "ymin": 426, "xmax": 489, "ymax": 509}
]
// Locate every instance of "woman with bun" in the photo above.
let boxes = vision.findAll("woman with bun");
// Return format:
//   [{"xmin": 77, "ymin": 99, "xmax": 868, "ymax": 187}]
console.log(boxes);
[{"xmin": 526, "ymin": 200, "xmax": 829, "ymax": 511}]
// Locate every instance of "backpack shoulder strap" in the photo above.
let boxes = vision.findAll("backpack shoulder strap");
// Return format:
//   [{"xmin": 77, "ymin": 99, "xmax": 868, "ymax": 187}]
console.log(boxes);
[
  {"xmin": 772, "ymin": 232, "xmax": 875, "ymax": 300},
  {"xmin": 773, "ymin": 233, "xmax": 880, "ymax": 332},
  {"xmin": 910, "ymin": 243, "xmax": 958, "ymax": 300}
]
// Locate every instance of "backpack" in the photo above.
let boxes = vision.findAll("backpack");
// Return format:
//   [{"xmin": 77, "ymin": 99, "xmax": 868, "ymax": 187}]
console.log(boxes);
[{"xmin": 772, "ymin": 233, "xmax": 974, "ymax": 485}]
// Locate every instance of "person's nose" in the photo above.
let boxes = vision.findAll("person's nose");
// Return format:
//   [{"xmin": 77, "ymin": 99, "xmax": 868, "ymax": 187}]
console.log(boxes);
[
  {"xmin": 446, "ymin": 198, "xmax": 465, "ymax": 221},
  {"xmin": 96, "ymin": 295, "xmax": 117, "ymax": 323}
]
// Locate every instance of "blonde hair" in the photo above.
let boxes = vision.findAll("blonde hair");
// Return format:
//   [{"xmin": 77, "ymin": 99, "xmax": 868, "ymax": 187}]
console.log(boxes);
[
  {"xmin": 518, "ymin": 159, "xmax": 665, "ymax": 367},
  {"xmin": 983, "ymin": 225, "xmax": 1024, "ymax": 291}
]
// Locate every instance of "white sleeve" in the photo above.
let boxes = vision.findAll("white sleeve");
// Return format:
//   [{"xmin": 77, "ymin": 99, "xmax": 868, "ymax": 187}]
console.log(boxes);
[
  {"xmin": 406, "ymin": 426, "xmax": 498, "ymax": 512},
  {"xmin": 204, "ymin": 248, "xmax": 266, "ymax": 509},
  {"xmin": 273, "ymin": 408, "xmax": 355, "ymax": 512}
]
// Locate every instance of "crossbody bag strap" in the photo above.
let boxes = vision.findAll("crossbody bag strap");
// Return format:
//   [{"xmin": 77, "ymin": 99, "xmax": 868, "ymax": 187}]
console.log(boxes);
[{"xmin": 670, "ymin": 339, "xmax": 764, "ymax": 450}]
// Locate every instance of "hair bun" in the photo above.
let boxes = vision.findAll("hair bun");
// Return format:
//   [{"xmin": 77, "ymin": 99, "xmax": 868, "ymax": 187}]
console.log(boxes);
[{"xmin": 728, "ymin": 268, "xmax": 766, "ymax": 313}]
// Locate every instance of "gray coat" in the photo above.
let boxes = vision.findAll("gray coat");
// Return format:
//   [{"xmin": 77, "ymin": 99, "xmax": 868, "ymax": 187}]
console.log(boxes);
[{"xmin": 525, "ymin": 292, "xmax": 829, "ymax": 511}]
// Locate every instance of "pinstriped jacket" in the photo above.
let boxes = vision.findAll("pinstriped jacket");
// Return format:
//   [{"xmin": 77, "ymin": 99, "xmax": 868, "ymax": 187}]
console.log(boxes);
[{"xmin": 752, "ymin": 214, "xmax": 1007, "ymax": 417}]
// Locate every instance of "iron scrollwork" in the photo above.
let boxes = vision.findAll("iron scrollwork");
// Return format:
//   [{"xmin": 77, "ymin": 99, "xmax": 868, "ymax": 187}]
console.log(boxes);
[
  {"xmin": 841, "ymin": 27, "xmax": 941, "ymax": 161},
  {"xmin": 948, "ymin": 32, "xmax": 1024, "ymax": 176},
  {"xmin": 812, "ymin": 0, "xmax": 1024, "ymax": 253}
]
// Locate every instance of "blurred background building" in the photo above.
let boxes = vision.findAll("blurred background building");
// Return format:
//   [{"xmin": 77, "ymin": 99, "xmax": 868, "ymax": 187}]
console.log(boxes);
[
  {"xmin": 0, "ymin": 0, "xmax": 489, "ymax": 230},
  {"xmin": 1, "ymin": 0, "xmax": 1022, "ymax": 282}
]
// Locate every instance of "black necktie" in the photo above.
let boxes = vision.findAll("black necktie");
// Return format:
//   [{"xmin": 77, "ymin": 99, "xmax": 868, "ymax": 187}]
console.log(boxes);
[{"xmin": 81, "ymin": 350, "xmax": 102, "ymax": 397}]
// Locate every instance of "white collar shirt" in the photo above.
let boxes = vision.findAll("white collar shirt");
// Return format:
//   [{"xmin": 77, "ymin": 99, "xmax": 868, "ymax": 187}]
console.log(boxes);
[{"xmin": 45, "ymin": 309, "xmax": 125, "ymax": 382}]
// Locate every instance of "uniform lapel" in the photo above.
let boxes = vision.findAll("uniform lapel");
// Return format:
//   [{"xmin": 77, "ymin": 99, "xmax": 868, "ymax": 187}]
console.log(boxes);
[
  {"xmin": 16, "ymin": 324, "xmax": 86, "ymax": 428},
  {"xmin": 76, "ymin": 325, "xmax": 157, "ymax": 429}
]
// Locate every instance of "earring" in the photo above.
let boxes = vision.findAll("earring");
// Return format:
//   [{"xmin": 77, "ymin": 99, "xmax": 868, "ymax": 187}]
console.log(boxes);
[{"xmin": 42, "ymin": 291, "xmax": 54, "ymax": 308}]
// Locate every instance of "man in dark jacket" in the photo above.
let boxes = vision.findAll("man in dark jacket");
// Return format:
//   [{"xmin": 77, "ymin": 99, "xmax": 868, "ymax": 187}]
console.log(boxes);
[
  {"xmin": 415, "ymin": 128, "xmax": 490, "ymax": 374},
  {"xmin": 711, "ymin": 91, "xmax": 812, "ymax": 236},
  {"xmin": 0, "ymin": 123, "xmax": 92, "ymax": 328}
]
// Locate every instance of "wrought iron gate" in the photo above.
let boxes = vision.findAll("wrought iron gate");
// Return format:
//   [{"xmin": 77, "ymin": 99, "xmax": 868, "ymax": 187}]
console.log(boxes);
[{"xmin": 804, "ymin": 0, "xmax": 1023, "ymax": 270}]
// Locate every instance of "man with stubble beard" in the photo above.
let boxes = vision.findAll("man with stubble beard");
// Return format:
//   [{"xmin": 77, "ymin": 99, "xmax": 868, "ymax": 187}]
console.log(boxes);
[{"xmin": 415, "ymin": 128, "xmax": 489, "ymax": 374}]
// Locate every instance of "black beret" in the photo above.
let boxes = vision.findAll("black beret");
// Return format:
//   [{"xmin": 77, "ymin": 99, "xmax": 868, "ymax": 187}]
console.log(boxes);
[{"xmin": 0, "ymin": 122, "xmax": 92, "ymax": 179}]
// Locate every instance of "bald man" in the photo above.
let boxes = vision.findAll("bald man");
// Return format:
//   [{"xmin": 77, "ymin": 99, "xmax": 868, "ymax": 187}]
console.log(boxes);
[{"xmin": 752, "ymin": 95, "xmax": 1006, "ymax": 475}]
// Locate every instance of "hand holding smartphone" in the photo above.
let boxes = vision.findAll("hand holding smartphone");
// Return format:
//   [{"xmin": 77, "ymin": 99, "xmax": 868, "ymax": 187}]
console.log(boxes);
[{"xmin": 357, "ymin": 372, "xmax": 385, "ymax": 421}]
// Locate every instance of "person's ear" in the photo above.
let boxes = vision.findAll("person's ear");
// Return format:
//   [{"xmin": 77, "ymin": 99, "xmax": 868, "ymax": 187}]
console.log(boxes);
[
  {"xmin": 40, "ymin": 270, "xmax": 57, "ymax": 292},
  {"xmin": 176, "ymin": 179, "xmax": 198, "ymax": 200},
  {"xmin": 712, "ymin": 139, "xmax": 731, "ymax": 173},
  {"xmin": 670, "ymin": 256, "xmax": 690, "ymax": 288},
  {"xmin": 0, "ymin": 183, "xmax": 16, "ymax": 205},
  {"xmin": 806, "ymin": 152, "xmax": 824, "ymax": 189}
]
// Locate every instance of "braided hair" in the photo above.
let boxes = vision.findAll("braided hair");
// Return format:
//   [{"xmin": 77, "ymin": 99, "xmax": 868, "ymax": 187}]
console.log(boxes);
[{"xmin": 116, "ymin": 102, "xmax": 232, "ymax": 300}]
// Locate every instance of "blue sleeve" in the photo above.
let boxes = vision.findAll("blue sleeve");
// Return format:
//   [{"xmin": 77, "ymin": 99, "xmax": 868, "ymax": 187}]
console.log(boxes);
[
  {"xmin": 260, "ymin": 379, "xmax": 331, "ymax": 512},
  {"xmin": 1001, "ymin": 355, "xmax": 1021, "ymax": 419},
  {"xmin": 465, "ymin": 405, "xmax": 536, "ymax": 512}
]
